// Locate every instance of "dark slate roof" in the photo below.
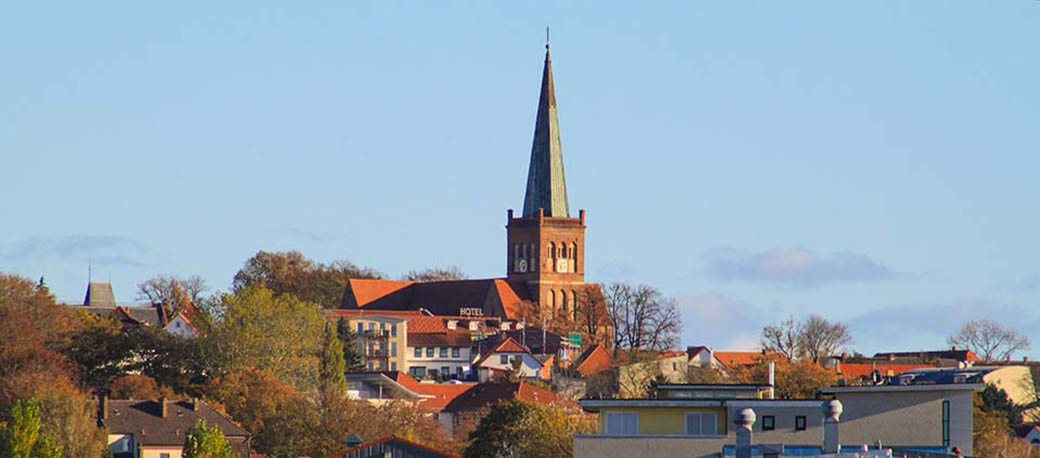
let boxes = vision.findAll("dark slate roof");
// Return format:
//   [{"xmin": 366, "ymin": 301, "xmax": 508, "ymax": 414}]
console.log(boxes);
[
  {"xmin": 81, "ymin": 305, "xmax": 165, "ymax": 328},
  {"xmin": 407, "ymin": 332, "xmax": 475, "ymax": 347},
  {"xmin": 103, "ymin": 399, "xmax": 249, "ymax": 450},
  {"xmin": 84, "ymin": 282, "xmax": 116, "ymax": 307},
  {"xmin": 892, "ymin": 367, "xmax": 997, "ymax": 385},
  {"xmin": 442, "ymin": 381, "xmax": 575, "ymax": 413},
  {"xmin": 521, "ymin": 44, "xmax": 569, "ymax": 218}
]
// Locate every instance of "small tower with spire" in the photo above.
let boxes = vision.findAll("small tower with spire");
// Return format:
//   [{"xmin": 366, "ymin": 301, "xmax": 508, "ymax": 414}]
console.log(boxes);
[{"xmin": 506, "ymin": 38, "xmax": 587, "ymax": 319}]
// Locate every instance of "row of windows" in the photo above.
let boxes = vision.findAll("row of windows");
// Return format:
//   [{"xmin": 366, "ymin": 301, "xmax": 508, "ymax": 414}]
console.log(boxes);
[
  {"xmin": 511, "ymin": 242, "xmax": 579, "ymax": 273},
  {"xmin": 548, "ymin": 289, "xmax": 579, "ymax": 320},
  {"xmin": 410, "ymin": 366, "xmax": 466, "ymax": 378},
  {"xmin": 412, "ymin": 347, "xmax": 462, "ymax": 358},
  {"xmin": 366, "ymin": 361, "xmax": 398, "ymax": 371},
  {"xmin": 366, "ymin": 341, "xmax": 398, "ymax": 357},
  {"xmin": 355, "ymin": 321, "xmax": 398, "ymax": 337},
  {"xmin": 603, "ymin": 412, "xmax": 812, "ymax": 436}
]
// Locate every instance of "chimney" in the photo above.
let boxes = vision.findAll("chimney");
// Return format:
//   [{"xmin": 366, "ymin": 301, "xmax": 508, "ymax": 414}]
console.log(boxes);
[
  {"xmin": 734, "ymin": 408, "xmax": 755, "ymax": 458},
  {"xmin": 159, "ymin": 397, "xmax": 168, "ymax": 418},
  {"xmin": 192, "ymin": 398, "xmax": 202, "ymax": 412},
  {"xmin": 767, "ymin": 361, "xmax": 776, "ymax": 400},
  {"xmin": 507, "ymin": 209, "xmax": 514, "ymax": 221},
  {"xmin": 579, "ymin": 209, "xmax": 586, "ymax": 225},
  {"xmin": 822, "ymin": 400, "xmax": 843, "ymax": 454},
  {"xmin": 97, "ymin": 395, "xmax": 109, "ymax": 427},
  {"xmin": 951, "ymin": 345, "xmax": 957, "ymax": 351},
  {"xmin": 1025, "ymin": 356, "xmax": 1030, "ymax": 363}
]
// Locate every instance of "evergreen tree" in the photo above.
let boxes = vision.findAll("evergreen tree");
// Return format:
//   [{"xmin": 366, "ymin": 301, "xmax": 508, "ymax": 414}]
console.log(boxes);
[
  {"xmin": 0, "ymin": 399, "xmax": 61, "ymax": 458},
  {"xmin": 336, "ymin": 318, "xmax": 365, "ymax": 372},
  {"xmin": 320, "ymin": 321, "xmax": 347, "ymax": 390},
  {"xmin": 183, "ymin": 419, "xmax": 237, "ymax": 458}
]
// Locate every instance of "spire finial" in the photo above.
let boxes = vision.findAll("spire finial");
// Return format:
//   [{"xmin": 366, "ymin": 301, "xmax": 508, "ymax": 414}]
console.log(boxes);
[{"xmin": 546, "ymin": 26, "xmax": 550, "ymax": 50}]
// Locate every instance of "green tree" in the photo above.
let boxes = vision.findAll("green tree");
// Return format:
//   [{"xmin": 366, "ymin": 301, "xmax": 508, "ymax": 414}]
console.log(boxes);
[
  {"xmin": 0, "ymin": 399, "xmax": 60, "ymax": 458},
  {"xmin": 402, "ymin": 266, "xmax": 467, "ymax": 282},
  {"xmin": 232, "ymin": 251, "xmax": 381, "ymax": 308},
  {"xmin": 320, "ymin": 322, "xmax": 346, "ymax": 391},
  {"xmin": 336, "ymin": 319, "xmax": 364, "ymax": 372},
  {"xmin": 183, "ymin": 419, "xmax": 237, "ymax": 458},
  {"xmin": 213, "ymin": 286, "xmax": 324, "ymax": 387},
  {"xmin": 463, "ymin": 400, "xmax": 576, "ymax": 458}
]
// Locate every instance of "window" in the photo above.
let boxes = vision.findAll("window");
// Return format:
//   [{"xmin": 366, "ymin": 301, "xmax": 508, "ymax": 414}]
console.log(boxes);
[
  {"xmin": 391, "ymin": 324, "xmax": 397, "ymax": 337},
  {"xmin": 411, "ymin": 367, "xmax": 426, "ymax": 377},
  {"xmin": 357, "ymin": 323, "xmax": 363, "ymax": 334},
  {"xmin": 942, "ymin": 400, "xmax": 950, "ymax": 446},
  {"xmin": 440, "ymin": 347, "xmax": 448, "ymax": 358},
  {"xmin": 414, "ymin": 347, "xmax": 422, "ymax": 358},
  {"xmin": 442, "ymin": 366, "xmax": 450, "ymax": 376},
  {"xmin": 429, "ymin": 368, "xmax": 439, "ymax": 378},
  {"xmin": 426, "ymin": 347, "xmax": 435, "ymax": 357},
  {"xmin": 380, "ymin": 322, "xmax": 386, "ymax": 331},
  {"xmin": 391, "ymin": 342, "xmax": 397, "ymax": 357},
  {"xmin": 390, "ymin": 362, "xmax": 397, "ymax": 371},
  {"xmin": 452, "ymin": 347, "xmax": 460, "ymax": 358},
  {"xmin": 456, "ymin": 366, "xmax": 463, "ymax": 376},
  {"xmin": 367, "ymin": 361, "xmax": 373, "ymax": 370},
  {"xmin": 684, "ymin": 412, "xmax": 718, "ymax": 436},
  {"xmin": 604, "ymin": 412, "xmax": 638, "ymax": 435},
  {"xmin": 762, "ymin": 415, "xmax": 775, "ymax": 431},
  {"xmin": 368, "ymin": 322, "xmax": 374, "ymax": 331},
  {"xmin": 571, "ymin": 243, "xmax": 578, "ymax": 272},
  {"xmin": 795, "ymin": 416, "xmax": 806, "ymax": 431},
  {"xmin": 500, "ymin": 354, "xmax": 509, "ymax": 364},
  {"xmin": 160, "ymin": 454, "xmax": 170, "ymax": 458}
]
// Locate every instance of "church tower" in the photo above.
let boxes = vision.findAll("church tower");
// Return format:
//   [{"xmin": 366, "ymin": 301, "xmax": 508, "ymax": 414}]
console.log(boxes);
[{"xmin": 506, "ymin": 41, "xmax": 586, "ymax": 318}]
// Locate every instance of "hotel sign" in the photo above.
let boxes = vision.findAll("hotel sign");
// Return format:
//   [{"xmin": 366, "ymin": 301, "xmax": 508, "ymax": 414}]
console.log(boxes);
[{"xmin": 459, "ymin": 307, "xmax": 483, "ymax": 317}]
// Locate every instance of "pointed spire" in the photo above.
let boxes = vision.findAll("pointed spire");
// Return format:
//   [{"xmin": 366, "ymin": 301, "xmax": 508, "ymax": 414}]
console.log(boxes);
[{"xmin": 522, "ymin": 38, "xmax": 570, "ymax": 218}]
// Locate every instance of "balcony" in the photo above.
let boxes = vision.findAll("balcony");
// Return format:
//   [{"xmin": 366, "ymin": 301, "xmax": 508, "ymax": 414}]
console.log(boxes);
[
  {"xmin": 366, "ymin": 348, "xmax": 390, "ymax": 359},
  {"xmin": 363, "ymin": 330, "xmax": 391, "ymax": 340}
]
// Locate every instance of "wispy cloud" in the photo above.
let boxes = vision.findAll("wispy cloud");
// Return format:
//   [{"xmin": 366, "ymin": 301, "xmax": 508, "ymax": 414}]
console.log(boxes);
[
  {"xmin": 0, "ymin": 235, "xmax": 145, "ymax": 266},
  {"xmin": 705, "ymin": 247, "xmax": 895, "ymax": 287},
  {"xmin": 677, "ymin": 293, "xmax": 768, "ymax": 351},
  {"xmin": 1014, "ymin": 274, "xmax": 1040, "ymax": 293}
]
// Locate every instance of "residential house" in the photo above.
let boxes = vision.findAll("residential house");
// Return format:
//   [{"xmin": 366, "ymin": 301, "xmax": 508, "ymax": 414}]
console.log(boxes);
[
  {"xmin": 325, "ymin": 310, "xmax": 411, "ymax": 372},
  {"xmin": 441, "ymin": 381, "xmax": 577, "ymax": 438},
  {"xmin": 100, "ymin": 398, "xmax": 250, "ymax": 458},
  {"xmin": 575, "ymin": 381, "xmax": 982, "ymax": 457},
  {"xmin": 616, "ymin": 350, "xmax": 688, "ymax": 398},
  {"xmin": 326, "ymin": 435, "xmax": 459, "ymax": 458},
  {"xmin": 163, "ymin": 310, "xmax": 199, "ymax": 339},
  {"xmin": 873, "ymin": 346, "xmax": 980, "ymax": 365},
  {"xmin": 572, "ymin": 344, "xmax": 612, "ymax": 377},
  {"xmin": 1015, "ymin": 424, "xmax": 1040, "ymax": 447},
  {"xmin": 407, "ymin": 331, "xmax": 475, "ymax": 380},
  {"xmin": 896, "ymin": 365, "xmax": 1036, "ymax": 406},
  {"xmin": 472, "ymin": 337, "xmax": 543, "ymax": 381},
  {"xmin": 686, "ymin": 346, "xmax": 786, "ymax": 374}
]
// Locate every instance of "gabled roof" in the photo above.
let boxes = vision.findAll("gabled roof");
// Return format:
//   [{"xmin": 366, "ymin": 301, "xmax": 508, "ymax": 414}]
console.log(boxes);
[
  {"xmin": 443, "ymin": 381, "xmax": 576, "ymax": 413},
  {"xmin": 413, "ymin": 383, "xmax": 477, "ymax": 412},
  {"xmin": 573, "ymin": 344, "xmax": 612, "ymax": 376},
  {"xmin": 473, "ymin": 337, "xmax": 535, "ymax": 367},
  {"xmin": 340, "ymin": 278, "xmax": 531, "ymax": 319},
  {"xmin": 408, "ymin": 315, "xmax": 449, "ymax": 333},
  {"xmin": 713, "ymin": 351, "xmax": 784, "ymax": 367},
  {"xmin": 326, "ymin": 435, "xmax": 460, "ymax": 458},
  {"xmin": 103, "ymin": 399, "xmax": 248, "ymax": 449}
]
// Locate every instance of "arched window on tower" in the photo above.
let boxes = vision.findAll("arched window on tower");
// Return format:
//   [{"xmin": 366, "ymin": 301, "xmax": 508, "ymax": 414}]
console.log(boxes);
[
  {"xmin": 570, "ymin": 289, "xmax": 578, "ymax": 320},
  {"xmin": 529, "ymin": 243, "xmax": 537, "ymax": 272},
  {"xmin": 549, "ymin": 242, "xmax": 556, "ymax": 270},
  {"xmin": 548, "ymin": 290, "xmax": 556, "ymax": 318},
  {"xmin": 571, "ymin": 242, "xmax": 578, "ymax": 273},
  {"xmin": 513, "ymin": 243, "xmax": 520, "ymax": 272}
]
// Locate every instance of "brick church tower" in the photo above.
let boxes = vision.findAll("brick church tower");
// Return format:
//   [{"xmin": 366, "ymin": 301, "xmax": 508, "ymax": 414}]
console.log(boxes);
[{"xmin": 506, "ymin": 42, "xmax": 587, "ymax": 318}]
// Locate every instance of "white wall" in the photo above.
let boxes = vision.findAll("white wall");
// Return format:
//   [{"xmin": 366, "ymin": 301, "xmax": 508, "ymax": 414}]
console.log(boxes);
[{"xmin": 477, "ymin": 351, "xmax": 542, "ymax": 378}]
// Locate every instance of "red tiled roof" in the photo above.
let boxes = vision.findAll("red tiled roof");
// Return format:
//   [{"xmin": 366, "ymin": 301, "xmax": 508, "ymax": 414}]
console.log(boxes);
[
  {"xmin": 326, "ymin": 435, "xmax": 460, "ymax": 458},
  {"xmin": 573, "ymin": 344, "xmax": 612, "ymax": 376},
  {"xmin": 408, "ymin": 316, "xmax": 448, "ymax": 333},
  {"xmin": 341, "ymin": 277, "xmax": 534, "ymax": 319},
  {"xmin": 874, "ymin": 349, "xmax": 980, "ymax": 363},
  {"xmin": 657, "ymin": 350, "xmax": 687, "ymax": 360},
  {"xmin": 344, "ymin": 279, "xmax": 414, "ymax": 307},
  {"xmin": 473, "ymin": 337, "xmax": 536, "ymax": 368},
  {"xmin": 325, "ymin": 309, "xmax": 426, "ymax": 319},
  {"xmin": 492, "ymin": 279, "xmax": 527, "ymax": 319},
  {"xmin": 837, "ymin": 363, "xmax": 935, "ymax": 379},
  {"xmin": 442, "ymin": 381, "xmax": 576, "ymax": 413},
  {"xmin": 413, "ymin": 383, "xmax": 477, "ymax": 411},
  {"xmin": 408, "ymin": 332, "xmax": 474, "ymax": 347},
  {"xmin": 713, "ymin": 351, "xmax": 787, "ymax": 367}
]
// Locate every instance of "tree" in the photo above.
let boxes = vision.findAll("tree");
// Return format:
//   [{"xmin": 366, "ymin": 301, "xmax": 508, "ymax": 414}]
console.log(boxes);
[
  {"xmin": 949, "ymin": 319, "xmax": 1031, "ymax": 363},
  {"xmin": 109, "ymin": 375, "xmax": 174, "ymax": 400},
  {"xmin": 320, "ymin": 322, "xmax": 346, "ymax": 392},
  {"xmin": 63, "ymin": 314, "xmax": 138, "ymax": 393},
  {"xmin": 232, "ymin": 251, "xmax": 381, "ymax": 308},
  {"xmin": 335, "ymin": 319, "xmax": 364, "ymax": 372},
  {"xmin": 463, "ymin": 400, "xmax": 581, "ymax": 458},
  {"xmin": 762, "ymin": 316, "xmax": 800, "ymax": 360},
  {"xmin": 183, "ymin": 419, "xmax": 237, "ymax": 458},
  {"xmin": 0, "ymin": 400, "xmax": 60, "ymax": 458},
  {"xmin": 730, "ymin": 356, "xmax": 837, "ymax": 399},
  {"xmin": 573, "ymin": 287, "xmax": 609, "ymax": 346},
  {"xmin": 761, "ymin": 315, "xmax": 851, "ymax": 363},
  {"xmin": 603, "ymin": 282, "xmax": 681, "ymax": 357},
  {"xmin": 798, "ymin": 315, "xmax": 851, "ymax": 363},
  {"xmin": 137, "ymin": 275, "xmax": 210, "ymax": 317},
  {"xmin": 403, "ymin": 266, "xmax": 467, "ymax": 282},
  {"xmin": 974, "ymin": 390, "xmax": 1040, "ymax": 457},
  {"xmin": 213, "ymin": 286, "xmax": 325, "ymax": 386}
]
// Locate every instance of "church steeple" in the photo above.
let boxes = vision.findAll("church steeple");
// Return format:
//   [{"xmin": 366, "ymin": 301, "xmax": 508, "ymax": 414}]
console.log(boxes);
[{"xmin": 522, "ymin": 42, "xmax": 570, "ymax": 218}]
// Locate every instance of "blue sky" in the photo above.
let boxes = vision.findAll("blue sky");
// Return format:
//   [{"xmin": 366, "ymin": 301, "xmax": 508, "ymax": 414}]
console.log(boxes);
[{"xmin": 2, "ymin": 1, "xmax": 1038, "ymax": 355}]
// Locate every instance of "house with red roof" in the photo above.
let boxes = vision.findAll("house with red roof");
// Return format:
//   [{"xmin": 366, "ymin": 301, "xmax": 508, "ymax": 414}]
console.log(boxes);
[
  {"xmin": 572, "ymin": 344, "xmax": 612, "ymax": 377},
  {"xmin": 327, "ymin": 434, "xmax": 459, "ymax": 458},
  {"xmin": 442, "ymin": 381, "xmax": 578, "ymax": 438},
  {"xmin": 472, "ymin": 337, "xmax": 544, "ymax": 381}
]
